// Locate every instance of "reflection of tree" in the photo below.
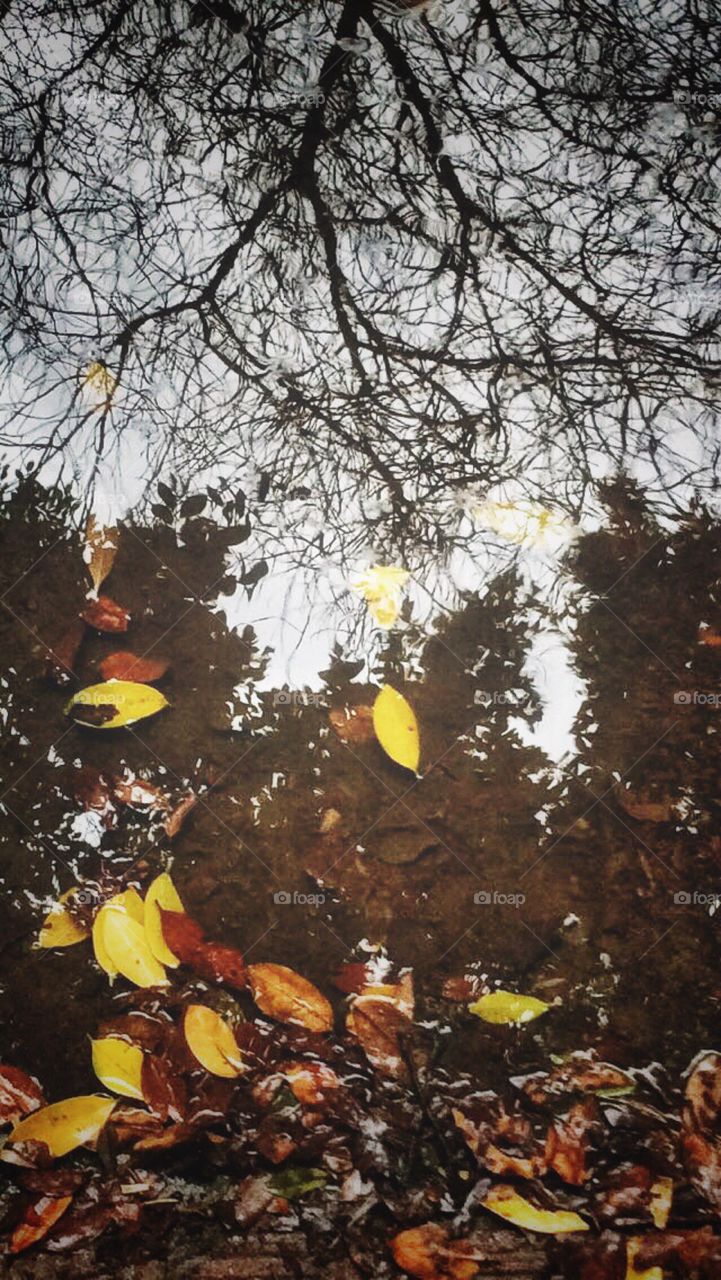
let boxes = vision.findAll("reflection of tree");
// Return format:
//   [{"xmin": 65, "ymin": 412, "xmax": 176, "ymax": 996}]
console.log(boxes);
[{"xmin": 0, "ymin": 0, "xmax": 719, "ymax": 562}]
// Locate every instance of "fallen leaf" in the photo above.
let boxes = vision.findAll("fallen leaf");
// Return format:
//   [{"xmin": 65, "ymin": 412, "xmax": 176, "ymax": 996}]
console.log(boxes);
[
  {"xmin": 71, "ymin": 766, "xmax": 117, "ymax": 826},
  {"xmin": 10, "ymin": 1193, "xmax": 74, "ymax": 1254},
  {"xmin": 184, "ymin": 1005, "xmax": 243, "ymax": 1078},
  {"xmin": 469, "ymin": 990, "xmax": 549, "ymax": 1025},
  {"xmin": 81, "ymin": 596, "xmax": 130, "ymax": 633},
  {"xmin": 517, "ymin": 1052, "xmax": 634, "ymax": 1103},
  {"xmin": 280, "ymin": 1061, "xmax": 340, "ymax": 1106},
  {"xmin": 101, "ymin": 911, "xmax": 169, "ymax": 989},
  {"xmin": 372, "ymin": 685, "xmax": 420, "ymax": 773},
  {"xmin": 0, "ymin": 1066, "xmax": 45, "ymax": 1125},
  {"xmin": 328, "ymin": 705, "xmax": 375, "ymax": 745},
  {"xmin": 6, "ymin": 1096, "xmax": 117, "ymax": 1159},
  {"xmin": 350, "ymin": 565, "xmax": 409, "ymax": 628},
  {"xmin": 145, "ymin": 873, "xmax": 184, "ymax": 967},
  {"xmin": 346, "ymin": 995, "xmax": 410, "ymax": 1079},
  {"xmin": 163, "ymin": 791, "xmax": 198, "ymax": 838},
  {"xmin": 99, "ymin": 651, "xmax": 169, "ymax": 682},
  {"xmin": 626, "ymin": 1237, "xmax": 663, "ymax": 1280},
  {"xmin": 649, "ymin": 1177, "xmax": 673, "ymax": 1230},
  {"xmin": 38, "ymin": 890, "xmax": 91, "ymax": 948},
  {"xmin": 482, "ymin": 1185, "xmax": 589, "ymax": 1234},
  {"xmin": 91, "ymin": 1039, "xmax": 145, "ymax": 1101},
  {"xmin": 617, "ymin": 790, "xmax": 674, "ymax": 823},
  {"xmin": 83, "ymin": 517, "xmax": 119, "ymax": 597},
  {"xmin": 65, "ymin": 680, "xmax": 168, "ymax": 729},
  {"xmin": 332, "ymin": 961, "xmax": 373, "ymax": 995},
  {"xmin": 111, "ymin": 772, "xmax": 169, "ymax": 812},
  {"xmin": 544, "ymin": 1101, "xmax": 599, "ymax": 1185},
  {"xmin": 247, "ymin": 963, "xmax": 333, "ymax": 1032},
  {"xmin": 389, "ymin": 1224, "xmax": 478, "ymax": 1280},
  {"xmin": 140, "ymin": 1056, "xmax": 187, "ymax": 1122},
  {"xmin": 159, "ymin": 909, "xmax": 247, "ymax": 990},
  {"xmin": 92, "ymin": 889, "xmax": 145, "ymax": 977},
  {"xmin": 267, "ymin": 1167, "xmax": 328, "ymax": 1199},
  {"xmin": 44, "ymin": 619, "xmax": 85, "ymax": 688},
  {"xmin": 698, "ymin": 624, "xmax": 721, "ymax": 647}
]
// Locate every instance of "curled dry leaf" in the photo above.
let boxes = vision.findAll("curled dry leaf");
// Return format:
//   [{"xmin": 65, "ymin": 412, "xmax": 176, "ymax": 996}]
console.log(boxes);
[
  {"xmin": 65, "ymin": 680, "xmax": 168, "ymax": 729},
  {"xmin": 468, "ymin": 990, "xmax": 549, "ymax": 1025},
  {"xmin": 183, "ymin": 1005, "xmax": 243, "ymax": 1078},
  {"xmin": 328, "ymin": 704, "xmax": 374, "ymax": 746},
  {"xmin": 38, "ymin": 891, "xmax": 90, "ymax": 949},
  {"xmin": 6, "ymin": 1096, "xmax": 117, "ymax": 1160},
  {"xmin": 247, "ymin": 963, "xmax": 333, "ymax": 1033},
  {"xmin": 0, "ymin": 1065, "xmax": 45, "ymax": 1125},
  {"xmin": 80, "ymin": 596, "xmax": 130, "ymax": 633},
  {"xmin": 10, "ymin": 1194, "xmax": 74, "ymax": 1255},
  {"xmin": 144, "ymin": 872, "xmax": 184, "ymax": 967},
  {"xmin": 99, "ymin": 651, "xmax": 169, "ymax": 683},
  {"xmin": 91, "ymin": 1039, "xmax": 145, "ymax": 1101},
  {"xmin": 83, "ymin": 517, "xmax": 119, "ymax": 597},
  {"xmin": 373, "ymin": 685, "xmax": 420, "ymax": 773},
  {"xmin": 482, "ymin": 1185, "xmax": 588, "ymax": 1234}
]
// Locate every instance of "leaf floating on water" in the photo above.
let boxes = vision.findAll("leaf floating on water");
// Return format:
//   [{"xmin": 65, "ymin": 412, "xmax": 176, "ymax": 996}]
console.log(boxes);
[
  {"xmin": 184, "ymin": 1005, "xmax": 243, "ymax": 1078},
  {"xmin": 101, "ymin": 911, "xmax": 169, "ymax": 989},
  {"xmin": 37, "ymin": 890, "xmax": 90, "ymax": 948},
  {"xmin": 99, "ymin": 651, "xmax": 169, "ymax": 683},
  {"xmin": 65, "ymin": 680, "xmax": 168, "ymax": 729},
  {"xmin": 81, "ymin": 596, "xmax": 130, "ymax": 633},
  {"xmin": 10, "ymin": 1194, "xmax": 74, "ymax": 1254},
  {"xmin": 267, "ymin": 1167, "xmax": 328, "ymax": 1200},
  {"xmin": 91, "ymin": 1038, "xmax": 145, "ymax": 1100},
  {"xmin": 247, "ymin": 963, "xmax": 333, "ymax": 1032},
  {"xmin": 372, "ymin": 685, "xmax": 420, "ymax": 773},
  {"xmin": 92, "ymin": 890, "xmax": 147, "ymax": 978},
  {"xmin": 6, "ymin": 1096, "xmax": 117, "ymax": 1159},
  {"xmin": 0, "ymin": 1066, "xmax": 45, "ymax": 1125},
  {"xmin": 351, "ymin": 565, "xmax": 409, "ymax": 628},
  {"xmin": 83, "ymin": 517, "xmax": 119, "ymax": 598},
  {"xmin": 469, "ymin": 990, "xmax": 549, "ymax": 1025},
  {"xmin": 144, "ymin": 873, "xmax": 184, "ymax": 967},
  {"xmin": 482, "ymin": 1185, "xmax": 588, "ymax": 1234}
]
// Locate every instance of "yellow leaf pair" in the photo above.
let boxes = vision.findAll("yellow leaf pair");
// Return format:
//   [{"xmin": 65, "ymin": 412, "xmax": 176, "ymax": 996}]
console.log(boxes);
[
  {"xmin": 5, "ymin": 1095, "xmax": 116, "ymax": 1159},
  {"xmin": 92, "ymin": 874, "xmax": 183, "ymax": 987},
  {"xmin": 373, "ymin": 686, "xmax": 420, "ymax": 773},
  {"xmin": 351, "ymin": 565, "xmax": 409, "ymax": 628},
  {"xmin": 469, "ymin": 990, "xmax": 549, "ymax": 1025},
  {"xmin": 65, "ymin": 680, "xmax": 169, "ymax": 729},
  {"xmin": 483, "ymin": 1186, "xmax": 588, "ymax": 1234}
]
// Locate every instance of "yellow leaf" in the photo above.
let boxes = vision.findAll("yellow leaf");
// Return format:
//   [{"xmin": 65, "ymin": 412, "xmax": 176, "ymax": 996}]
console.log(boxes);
[
  {"xmin": 476, "ymin": 500, "xmax": 574, "ymax": 550},
  {"xmin": 649, "ymin": 1176, "xmax": 673, "ymax": 1229},
  {"xmin": 91, "ymin": 1038, "xmax": 145, "ymax": 1100},
  {"xmin": 351, "ymin": 566, "xmax": 409, "ymax": 628},
  {"xmin": 91, "ymin": 889, "xmax": 145, "ymax": 977},
  {"xmin": 5, "ymin": 1095, "xmax": 116, "ymax": 1159},
  {"xmin": 372, "ymin": 685, "xmax": 420, "ymax": 773},
  {"xmin": 626, "ymin": 1239, "xmax": 663, "ymax": 1280},
  {"xmin": 468, "ymin": 990, "xmax": 549, "ymax": 1025},
  {"xmin": 101, "ymin": 910, "xmax": 168, "ymax": 989},
  {"xmin": 184, "ymin": 1005, "xmax": 243, "ymax": 1078},
  {"xmin": 83, "ymin": 361, "xmax": 117, "ymax": 405},
  {"xmin": 83, "ymin": 516, "xmax": 119, "ymax": 596},
  {"xmin": 65, "ymin": 680, "xmax": 169, "ymax": 730},
  {"xmin": 483, "ymin": 1186, "xmax": 588, "ymax": 1234},
  {"xmin": 144, "ymin": 872, "xmax": 184, "ymax": 967},
  {"xmin": 37, "ymin": 890, "xmax": 90, "ymax": 948}
]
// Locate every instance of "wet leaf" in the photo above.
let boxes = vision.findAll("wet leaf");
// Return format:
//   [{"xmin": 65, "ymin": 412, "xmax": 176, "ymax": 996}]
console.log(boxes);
[
  {"xmin": 698, "ymin": 624, "xmax": 721, "ymax": 647},
  {"xmin": 71, "ymin": 766, "xmax": 117, "ymax": 826},
  {"xmin": 649, "ymin": 1176, "xmax": 673, "ymax": 1229},
  {"xmin": 280, "ymin": 1061, "xmax": 340, "ymax": 1106},
  {"xmin": 99, "ymin": 652, "xmax": 169, "ymax": 682},
  {"xmin": 163, "ymin": 791, "xmax": 198, "ymax": 838},
  {"xmin": 91, "ymin": 1038, "xmax": 145, "ymax": 1100},
  {"xmin": 351, "ymin": 565, "xmax": 409, "ymax": 628},
  {"xmin": 184, "ymin": 1005, "xmax": 243, "ymax": 1078},
  {"xmin": 10, "ymin": 1193, "xmax": 73, "ymax": 1254},
  {"xmin": 626, "ymin": 1238, "xmax": 663, "ymax": 1280},
  {"xmin": 482, "ymin": 1185, "xmax": 588, "ymax": 1234},
  {"xmin": 141, "ymin": 1055, "xmax": 187, "ymax": 1122},
  {"xmin": 145, "ymin": 872, "xmax": 184, "ymax": 967},
  {"xmin": 247, "ymin": 963, "xmax": 333, "ymax": 1032},
  {"xmin": 65, "ymin": 680, "xmax": 168, "ymax": 729},
  {"xmin": 159, "ymin": 909, "xmax": 247, "ymax": 989},
  {"xmin": 111, "ymin": 772, "xmax": 169, "ymax": 812},
  {"xmin": 100, "ymin": 910, "xmax": 169, "ymax": 989},
  {"xmin": 267, "ymin": 1167, "xmax": 328, "ymax": 1199},
  {"xmin": 389, "ymin": 1224, "xmax": 478, "ymax": 1280},
  {"xmin": 92, "ymin": 889, "xmax": 145, "ymax": 976},
  {"xmin": 346, "ymin": 994, "xmax": 410, "ymax": 1080},
  {"xmin": 38, "ymin": 890, "xmax": 91, "ymax": 948},
  {"xmin": 469, "ymin": 990, "xmax": 549, "ymax": 1025},
  {"xmin": 328, "ymin": 704, "xmax": 374, "ymax": 745},
  {"xmin": 80, "ymin": 596, "xmax": 130, "ymax": 632},
  {"xmin": 83, "ymin": 517, "xmax": 119, "ymax": 597},
  {"xmin": 617, "ymin": 789, "xmax": 674, "ymax": 823},
  {"xmin": 373, "ymin": 685, "xmax": 420, "ymax": 773},
  {"xmin": 0, "ymin": 1065, "xmax": 45, "ymax": 1125},
  {"xmin": 544, "ymin": 1100, "xmax": 599, "ymax": 1185},
  {"xmin": 6, "ymin": 1096, "xmax": 117, "ymax": 1159}
]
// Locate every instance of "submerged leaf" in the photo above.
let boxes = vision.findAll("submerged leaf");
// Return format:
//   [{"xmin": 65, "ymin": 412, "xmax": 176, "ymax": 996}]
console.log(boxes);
[
  {"xmin": 38, "ymin": 890, "xmax": 90, "ymax": 948},
  {"xmin": 247, "ymin": 963, "xmax": 333, "ymax": 1033},
  {"xmin": 10, "ymin": 1194, "xmax": 74, "ymax": 1254},
  {"xmin": 469, "ymin": 990, "xmax": 549, "ymax": 1025},
  {"xmin": 482, "ymin": 1185, "xmax": 588, "ymax": 1234},
  {"xmin": 159, "ymin": 909, "xmax": 246, "ymax": 989},
  {"xmin": 65, "ymin": 680, "xmax": 168, "ymax": 729},
  {"xmin": 372, "ymin": 685, "xmax": 420, "ymax": 773},
  {"xmin": 347, "ymin": 995, "xmax": 410, "ymax": 1080},
  {"xmin": 80, "ymin": 596, "xmax": 130, "ymax": 633},
  {"xmin": 144, "ymin": 873, "xmax": 184, "ymax": 967},
  {"xmin": 91, "ymin": 1038, "xmax": 145, "ymax": 1100},
  {"xmin": 83, "ymin": 517, "xmax": 119, "ymax": 597},
  {"xmin": 99, "ymin": 652, "xmax": 169, "ymax": 683},
  {"xmin": 184, "ymin": 1005, "xmax": 243, "ymax": 1078},
  {"xmin": 6, "ymin": 1096, "xmax": 116, "ymax": 1159}
]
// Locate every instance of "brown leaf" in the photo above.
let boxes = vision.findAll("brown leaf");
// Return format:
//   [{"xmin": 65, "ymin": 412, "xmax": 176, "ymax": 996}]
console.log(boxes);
[
  {"xmin": 390, "ymin": 1224, "xmax": 478, "ymax": 1280},
  {"xmin": 111, "ymin": 771, "xmax": 170, "ymax": 812},
  {"xmin": 44, "ymin": 619, "xmax": 85, "ymax": 688},
  {"xmin": 544, "ymin": 1101, "xmax": 599, "ymax": 1185},
  {"xmin": 71, "ymin": 766, "xmax": 117, "ymax": 828},
  {"xmin": 328, "ymin": 705, "xmax": 374, "ymax": 745},
  {"xmin": 617, "ymin": 789, "xmax": 674, "ymax": 823},
  {"xmin": 518, "ymin": 1052, "xmax": 633, "ymax": 1104},
  {"xmin": 332, "ymin": 962, "xmax": 373, "ymax": 995},
  {"xmin": 81, "ymin": 595, "xmax": 130, "ymax": 632},
  {"xmin": 0, "ymin": 1065, "xmax": 45, "ymax": 1125},
  {"xmin": 682, "ymin": 1051, "xmax": 721, "ymax": 1209},
  {"xmin": 84, "ymin": 517, "xmax": 119, "ymax": 595},
  {"xmin": 11, "ymin": 1194, "xmax": 74, "ymax": 1254},
  {"xmin": 159, "ymin": 909, "xmax": 247, "ymax": 991},
  {"xmin": 234, "ymin": 1175, "xmax": 289, "ymax": 1227},
  {"xmin": 698, "ymin": 624, "xmax": 721, "ymax": 647},
  {"xmin": 346, "ymin": 996, "xmax": 410, "ymax": 1080},
  {"xmin": 632, "ymin": 1228, "xmax": 721, "ymax": 1272},
  {"xmin": 442, "ymin": 975, "xmax": 488, "ymax": 1003},
  {"xmin": 452, "ymin": 1097, "xmax": 542, "ymax": 1178},
  {"xmin": 99, "ymin": 652, "xmax": 169, "ymax": 682},
  {"xmin": 141, "ymin": 1055, "xmax": 187, "ymax": 1122},
  {"xmin": 279, "ymin": 1061, "xmax": 341, "ymax": 1107},
  {"xmin": 247, "ymin": 963, "xmax": 333, "ymax": 1033},
  {"xmin": 163, "ymin": 791, "xmax": 198, "ymax": 839}
]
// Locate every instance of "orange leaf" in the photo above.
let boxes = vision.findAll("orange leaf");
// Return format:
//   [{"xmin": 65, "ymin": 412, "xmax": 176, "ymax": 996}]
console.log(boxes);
[
  {"xmin": 247, "ymin": 963, "xmax": 333, "ymax": 1032},
  {"xmin": 99, "ymin": 652, "xmax": 169, "ymax": 682},
  {"xmin": 10, "ymin": 1194, "xmax": 73, "ymax": 1254},
  {"xmin": 81, "ymin": 596, "xmax": 130, "ymax": 633}
]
